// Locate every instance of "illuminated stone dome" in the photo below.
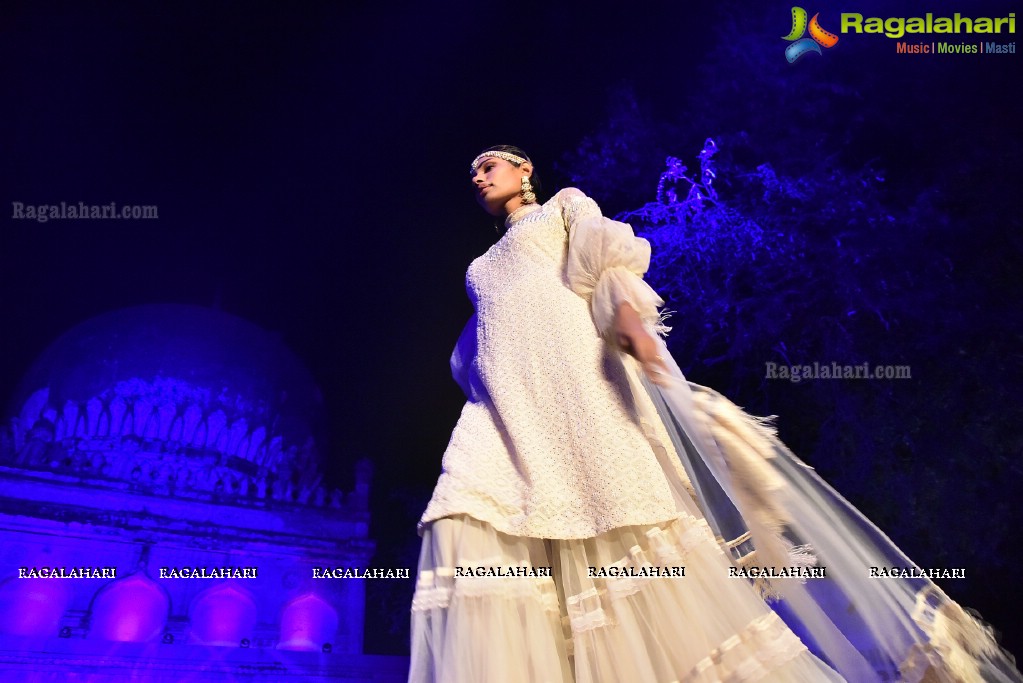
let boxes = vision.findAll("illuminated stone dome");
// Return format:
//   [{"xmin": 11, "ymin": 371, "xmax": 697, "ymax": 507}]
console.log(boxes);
[
  {"xmin": 4, "ymin": 304, "xmax": 347, "ymax": 507},
  {"xmin": 0, "ymin": 303, "xmax": 386, "ymax": 674}
]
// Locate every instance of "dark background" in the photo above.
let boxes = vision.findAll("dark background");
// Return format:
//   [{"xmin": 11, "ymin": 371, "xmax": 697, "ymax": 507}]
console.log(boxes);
[{"xmin": 2, "ymin": 0, "xmax": 1020, "ymax": 657}]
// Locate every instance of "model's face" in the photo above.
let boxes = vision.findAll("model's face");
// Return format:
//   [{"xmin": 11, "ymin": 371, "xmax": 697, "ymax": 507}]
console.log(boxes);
[{"xmin": 471, "ymin": 157, "xmax": 531, "ymax": 216}]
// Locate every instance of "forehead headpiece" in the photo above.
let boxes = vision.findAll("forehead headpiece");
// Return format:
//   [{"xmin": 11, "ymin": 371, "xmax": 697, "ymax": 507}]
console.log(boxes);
[{"xmin": 470, "ymin": 150, "xmax": 529, "ymax": 174}]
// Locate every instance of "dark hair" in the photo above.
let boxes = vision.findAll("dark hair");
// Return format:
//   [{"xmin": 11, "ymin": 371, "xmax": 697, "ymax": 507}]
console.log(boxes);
[{"xmin": 475, "ymin": 144, "xmax": 543, "ymax": 201}]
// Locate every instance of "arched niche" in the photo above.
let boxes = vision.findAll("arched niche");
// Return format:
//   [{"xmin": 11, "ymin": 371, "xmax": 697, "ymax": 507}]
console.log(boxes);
[
  {"xmin": 188, "ymin": 581, "xmax": 257, "ymax": 646},
  {"xmin": 0, "ymin": 577, "xmax": 72, "ymax": 637},
  {"xmin": 277, "ymin": 593, "xmax": 338, "ymax": 652},
  {"xmin": 88, "ymin": 572, "xmax": 169, "ymax": 642}
]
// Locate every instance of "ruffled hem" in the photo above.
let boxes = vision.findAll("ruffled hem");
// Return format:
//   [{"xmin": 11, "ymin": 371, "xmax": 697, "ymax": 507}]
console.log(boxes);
[{"xmin": 409, "ymin": 514, "xmax": 843, "ymax": 682}]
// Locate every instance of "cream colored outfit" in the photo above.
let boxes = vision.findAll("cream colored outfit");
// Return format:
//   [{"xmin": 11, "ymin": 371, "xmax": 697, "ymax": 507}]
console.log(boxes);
[
  {"xmin": 411, "ymin": 189, "xmax": 845, "ymax": 682},
  {"xmin": 420, "ymin": 188, "xmax": 686, "ymax": 538}
]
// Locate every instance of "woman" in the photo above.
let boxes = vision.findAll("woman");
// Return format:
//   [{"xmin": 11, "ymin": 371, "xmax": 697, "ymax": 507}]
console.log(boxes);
[{"xmin": 409, "ymin": 146, "xmax": 1020, "ymax": 682}]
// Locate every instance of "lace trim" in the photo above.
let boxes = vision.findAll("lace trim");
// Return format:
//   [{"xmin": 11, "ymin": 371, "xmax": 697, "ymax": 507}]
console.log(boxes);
[
  {"xmin": 567, "ymin": 605, "xmax": 810, "ymax": 681},
  {"xmin": 566, "ymin": 516, "xmax": 721, "ymax": 634},
  {"xmin": 503, "ymin": 202, "xmax": 543, "ymax": 228},
  {"xmin": 411, "ymin": 566, "xmax": 560, "ymax": 613},
  {"xmin": 566, "ymin": 587, "xmax": 613, "ymax": 633},
  {"xmin": 683, "ymin": 612, "xmax": 809, "ymax": 682},
  {"xmin": 411, "ymin": 584, "xmax": 452, "ymax": 612}
]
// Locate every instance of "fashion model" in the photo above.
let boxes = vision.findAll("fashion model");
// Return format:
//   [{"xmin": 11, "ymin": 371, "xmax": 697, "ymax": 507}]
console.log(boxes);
[{"xmin": 409, "ymin": 146, "xmax": 1020, "ymax": 682}]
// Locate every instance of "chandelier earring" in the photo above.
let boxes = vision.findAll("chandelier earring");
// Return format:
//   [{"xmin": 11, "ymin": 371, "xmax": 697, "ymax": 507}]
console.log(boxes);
[{"xmin": 520, "ymin": 176, "xmax": 536, "ymax": 204}]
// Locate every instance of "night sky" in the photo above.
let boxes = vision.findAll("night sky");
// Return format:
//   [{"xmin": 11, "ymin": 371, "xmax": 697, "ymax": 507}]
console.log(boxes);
[
  {"xmin": 2, "ymin": 0, "xmax": 1021, "ymax": 657},
  {"xmin": 1, "ymin": 1, "xmax": 720, "ymax": 483}
]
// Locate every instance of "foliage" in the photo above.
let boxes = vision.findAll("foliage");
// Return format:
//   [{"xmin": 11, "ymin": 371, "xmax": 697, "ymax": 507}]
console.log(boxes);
[
  {"xmin": 554, "ymin": 85, "xmax": 680, "ymax": 216},
  {"xmin": 621, "ymin": 139, "xmax": 805, "ymax": 378}
]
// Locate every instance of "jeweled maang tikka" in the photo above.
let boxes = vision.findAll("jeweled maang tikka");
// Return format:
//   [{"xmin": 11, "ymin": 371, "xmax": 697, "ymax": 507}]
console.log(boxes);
[{"xmin": 470, "ymin": 150, "xmax": 529, "ymax": 174}]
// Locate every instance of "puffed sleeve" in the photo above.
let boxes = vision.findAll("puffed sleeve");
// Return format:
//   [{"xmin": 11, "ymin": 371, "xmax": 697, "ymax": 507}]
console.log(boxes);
[{"xmin": 558, "ymin": 187, "xmax": 668, "ymax": 340}]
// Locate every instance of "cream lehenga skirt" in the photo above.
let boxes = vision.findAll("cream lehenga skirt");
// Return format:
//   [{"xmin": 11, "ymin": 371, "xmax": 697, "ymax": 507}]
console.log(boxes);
[
  {"xmin": 409, "ymin": 512, "xmax": 844, "ymax": 683},
  {"xmin": 410, "ymin": 349, "xmax": 1022, "ymax": 682}
]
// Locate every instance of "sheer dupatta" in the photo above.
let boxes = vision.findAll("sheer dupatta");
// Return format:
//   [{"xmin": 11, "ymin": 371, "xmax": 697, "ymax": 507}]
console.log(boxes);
[
  {"xmin": 559, "ymin": 186, "xmax": 1020, "ymax": 682},
  {"xmin": 621, "ymin": 349, "xmax": 1021, "ymax": 683}
]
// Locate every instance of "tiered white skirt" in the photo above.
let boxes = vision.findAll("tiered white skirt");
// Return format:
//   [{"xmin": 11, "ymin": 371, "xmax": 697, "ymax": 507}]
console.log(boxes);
[{"xmin": 410, "ymin": 513, "xmax": 845, "ymax": 682}]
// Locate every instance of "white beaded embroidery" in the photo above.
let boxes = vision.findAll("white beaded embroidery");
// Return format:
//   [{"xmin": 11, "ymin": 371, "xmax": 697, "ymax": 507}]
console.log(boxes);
[{"xmin": 420, "ymin": 188, "xmax": 681, "ymax": 538}]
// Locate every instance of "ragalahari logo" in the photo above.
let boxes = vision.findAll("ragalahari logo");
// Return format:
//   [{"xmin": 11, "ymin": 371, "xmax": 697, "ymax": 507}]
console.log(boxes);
[{"xmin": 783, "ymin": 7, "xmax": 839, "ymax": 62}]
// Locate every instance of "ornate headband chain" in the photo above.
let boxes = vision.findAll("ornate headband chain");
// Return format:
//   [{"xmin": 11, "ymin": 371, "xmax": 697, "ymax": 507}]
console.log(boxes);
[{"xmin": 469, "ymin": 150, "xmax": 529, "ymax": 174}]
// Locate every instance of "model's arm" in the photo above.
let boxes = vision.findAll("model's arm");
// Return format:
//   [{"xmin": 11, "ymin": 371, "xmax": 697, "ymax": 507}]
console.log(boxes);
[
  {"xmin": 613, "ymin": 301, "xmax": 669, "ymax": 383},
  {"xmin": 558, "ymin": 187, "xmax": 670, "ymax": 382}
]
